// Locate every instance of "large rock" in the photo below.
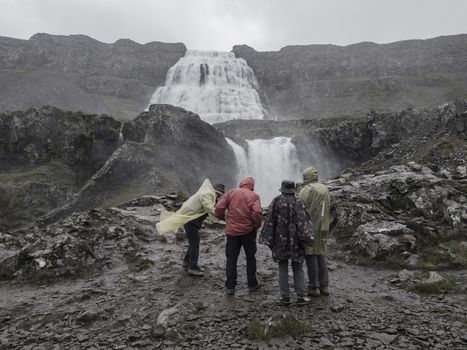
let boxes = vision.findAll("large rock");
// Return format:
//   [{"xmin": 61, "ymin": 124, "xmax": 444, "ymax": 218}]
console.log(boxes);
[
  {"xmin": 42, "ymin": 104, "xmax": 236, "ymax": 224},
  {"xmin": 0, "ymin": 34, "xmax": 186, "ymax": 119},
  {"xmin": 233, "ymin": 35, "xmax": 467, "ymax": 120}
]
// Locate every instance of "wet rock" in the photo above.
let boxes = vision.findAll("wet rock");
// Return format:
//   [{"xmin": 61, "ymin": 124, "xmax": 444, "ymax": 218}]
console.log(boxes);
[
  {"xmin": 426, "ymin": 271, "xmax": 445, "ymax": 284},
  {"xmin": 351, "ymin": 221, "xmax": 416, "ymax": 258},
  {"xmin": 156, "ymin": 302, "xmax": 197, "ymax": 329},
  {"xmin": 398, "ymin": 269, "xmax": 415, "ymax": 282}
]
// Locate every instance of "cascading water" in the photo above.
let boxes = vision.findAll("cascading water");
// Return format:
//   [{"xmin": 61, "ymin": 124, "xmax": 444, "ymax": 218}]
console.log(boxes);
[
  {"xmin": 148, "ymin": 50, "xmax": 266, "ymax": 124},
  {"xmin": 151, "ymin": 50, "xmax": 302, "ymax": 204},
  {"xmin": 227, "ymin": 137, "xmax": 302, "ymax": 205}
]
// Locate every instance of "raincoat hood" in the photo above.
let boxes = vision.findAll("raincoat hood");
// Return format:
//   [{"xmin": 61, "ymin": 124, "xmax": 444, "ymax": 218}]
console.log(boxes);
[
  {"xmin": 239, "ymin": 177, "xmax": 255, "ymax": 191},
  {"xmin": 303, "ymin": 167, "xmax": 318, "ymax": 184}
]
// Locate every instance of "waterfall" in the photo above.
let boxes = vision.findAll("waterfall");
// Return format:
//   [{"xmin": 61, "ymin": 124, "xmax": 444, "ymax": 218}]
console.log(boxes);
[
  {"xmin": 148, "ymin": 50, "xmax": 266, "ymax": 124},
  {"xmin": 227, "ymin": 137, "xmax": 302, "ymax": 205}
]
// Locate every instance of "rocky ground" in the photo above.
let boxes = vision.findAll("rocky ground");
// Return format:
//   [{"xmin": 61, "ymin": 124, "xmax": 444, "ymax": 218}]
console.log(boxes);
[{"xmin": 1, "ymin": 196, "xmax": 466, "ymax": 349}]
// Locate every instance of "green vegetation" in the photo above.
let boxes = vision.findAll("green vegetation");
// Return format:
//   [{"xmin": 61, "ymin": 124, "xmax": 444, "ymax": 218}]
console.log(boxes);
[
  {"xmin": 100, "ymin": 183, "xmax": 153, "ymax": 208},
  {"xmin": 0, "ymin": 161, "xmax": 75, "ymax": 188},
  {"xmin": 407, "ymin": 276, "xmax": 461, "ymax": 295},
  {"xmin": 0, "ymin": 161, "xmax": 76, "ymax": 229},
  {"xmin": 247, "ymin": 315, "xmax": 311, "ymax": 342},
  {"xmin": 417, "ymin": 240, "xmax": 467, "ymax": 270},
  {"xmin": 415, "ymin": 138, "xmax": 465, "ymax": 164},
  {"xmin": 166, "ymin": 329, "xmax": 183, "ymax": 344}
]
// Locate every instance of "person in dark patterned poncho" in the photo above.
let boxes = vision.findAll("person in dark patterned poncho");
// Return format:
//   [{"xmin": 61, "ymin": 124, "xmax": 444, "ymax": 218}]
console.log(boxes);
[{"xmin": 260, "ymin": 180, "xmax": 314, "ymax": 305}]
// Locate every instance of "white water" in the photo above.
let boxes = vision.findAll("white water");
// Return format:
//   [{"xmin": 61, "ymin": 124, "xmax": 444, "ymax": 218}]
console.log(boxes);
[
  {"xmin": 227, "ymin": 137, "xmax": 302, "ymax": 205},
  {"xmin": 148, "ymin": 50, "xmax": 266, "ymax": 124}
]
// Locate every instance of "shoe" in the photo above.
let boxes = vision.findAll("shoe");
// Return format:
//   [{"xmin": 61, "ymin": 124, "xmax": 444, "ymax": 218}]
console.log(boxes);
[
  {"xmin": 279, "ymin": 296, "xmax": 291, "ymax": 305},
  {"xmin": 182, "ymin": 261, "xmax": 189, "ymax": 269},
  {"xmin": 248, "ymin": 284, "xmax": 261, "ymax": 293},
  {"xmin": 308, "ymin": 288, "xmax": 321, "ymax": 297},
  {"xmin": 188, "ymin": 267, "xmax": 204, "ymax": 276},
  {"xmin": 320, "ymin": 287, "xmax": 330, "ymax": 296},
  {"xmin": 226, "ymin": 288, "xmax": 235, "ymax": 296},
  {"xmin": 296, "ymin": 296, "xmax": 310, "ymax": 305}
]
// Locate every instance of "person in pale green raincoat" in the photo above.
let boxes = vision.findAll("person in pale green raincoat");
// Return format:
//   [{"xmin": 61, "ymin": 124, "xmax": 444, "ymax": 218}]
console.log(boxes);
[
  {"xmin": 298, "ymin": 167, "xmax": 331, "ymax": 297},
  {"xmin": 156, "ymin": 179, "xmax": 224, "ymax": 276}
]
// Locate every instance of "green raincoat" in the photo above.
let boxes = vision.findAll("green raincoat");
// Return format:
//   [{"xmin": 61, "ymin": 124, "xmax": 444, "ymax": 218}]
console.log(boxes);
[
  {"xmin": 156, "ymin": 179, "xmax": 217, "ymax": 235},
  {"xmin": 298, "ymin": 167, "xmax": 331, "ymax": 256}
]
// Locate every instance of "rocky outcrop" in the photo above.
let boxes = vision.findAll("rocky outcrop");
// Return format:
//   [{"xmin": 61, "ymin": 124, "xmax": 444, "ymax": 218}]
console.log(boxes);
[
  {"xmin": 0, "ymin": 34, "xmax": 186, "ymax": 119},
  {"xmin": 233, "ymin": 35, "xmax": 467, "ymax": 120},
  {"xmin": 41, "ymin": 104, "xmax": 236, "ymax": 224},
  {"xmin": 329, "ymin": 162, "xmax": 466, "ymax": 259},
  {"xmin": 0, "ymin": 104, "xmax": 236, "ymax": 229}
]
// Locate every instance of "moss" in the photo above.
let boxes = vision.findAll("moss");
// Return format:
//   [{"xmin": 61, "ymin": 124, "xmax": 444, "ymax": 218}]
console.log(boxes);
[
  {"xmin": 415, "ymin": 139, "xmax": 465, "ymax": 164},
  {"xmin": 417, "ymin": 240, "xmax": 467, "ymax": 270},
  {"xmin": 0, "ymin": 161, "xmax": 75, "ymax": 187},
  {"xmin": 247, "ymin": 315, "xmax": 311, "ymax": 342},
  {"xmin": 100, "ymin": 183, "xmax": 153, "ymax": 208},
  {"xmin": 166, "ymin": 329, "xmax": 183, "ymax": 344},
  {"xmin": 407, "ymin": 277, "xmax": 460, "ymax": 294}
]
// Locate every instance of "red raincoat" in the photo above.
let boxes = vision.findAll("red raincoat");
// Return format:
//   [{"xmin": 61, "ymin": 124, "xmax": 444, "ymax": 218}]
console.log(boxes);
[{"xmin": 215, "ymin": 177, "xmax": 262, "ymax": 236}]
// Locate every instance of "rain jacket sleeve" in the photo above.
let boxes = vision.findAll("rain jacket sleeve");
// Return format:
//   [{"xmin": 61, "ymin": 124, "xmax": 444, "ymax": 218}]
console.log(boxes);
[
  {"xmin": 156, "ymin": 179, "xmax": 217, "ymax": 235},
  {"xmin": 214, "ymin": 192, "xmax": 229, "ymax": 221},
  {"xmin": 251, "ymin": 194, "xmax": 263, "ymax": 230}
]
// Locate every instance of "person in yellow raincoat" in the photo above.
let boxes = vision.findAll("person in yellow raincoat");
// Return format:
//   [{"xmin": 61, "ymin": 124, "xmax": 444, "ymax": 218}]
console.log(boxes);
[
  {"xmin": 298, "ymin": 167, "xmax": 331, "ymax": 296},
  {"xmin": 156, "ymin": 179, "xmax": 225, "ymax": 276}
]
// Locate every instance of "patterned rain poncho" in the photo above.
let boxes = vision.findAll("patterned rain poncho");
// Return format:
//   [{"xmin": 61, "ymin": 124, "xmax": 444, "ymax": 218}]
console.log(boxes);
[{"xmin": 259, "ymin": 193, "xmax": 314, "ymax": 263}]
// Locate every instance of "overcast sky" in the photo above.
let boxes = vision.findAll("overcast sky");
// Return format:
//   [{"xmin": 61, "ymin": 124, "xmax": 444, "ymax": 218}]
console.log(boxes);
[{"xmin": 2, "ymin": 0, "xmax": 467, "ymax": 51}]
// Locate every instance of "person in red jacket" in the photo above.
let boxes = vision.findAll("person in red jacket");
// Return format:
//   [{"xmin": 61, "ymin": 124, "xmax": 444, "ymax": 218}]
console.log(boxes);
[{"xmin": 215, "ymin": 177, "xmax": 262, "ymax": 295}]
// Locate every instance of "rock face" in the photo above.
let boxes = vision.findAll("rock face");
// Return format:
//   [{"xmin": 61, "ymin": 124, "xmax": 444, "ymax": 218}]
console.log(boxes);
[
  {"xmin": 0, "ymin": 33, "xmax": 186, "ymax": 119},
  {"xmin": 218, "ymin": 100, "xmax": 466, "ymax": 259},
  {"xmin": 233, "ymin": 34, "xmax": 467, "ymax": 120},
  {"xmin": 0, "ymin": 104, "xmax": 235, "ymax": 229},
  {"xmin": 0, "ymin": 106, "xmax": 122, "ymax": 229}
]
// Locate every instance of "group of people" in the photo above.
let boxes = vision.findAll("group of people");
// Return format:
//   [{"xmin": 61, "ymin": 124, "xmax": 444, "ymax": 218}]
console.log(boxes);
[{"xmin": 156, "ymin": 166, "xmax": 331, "ymax": 305}]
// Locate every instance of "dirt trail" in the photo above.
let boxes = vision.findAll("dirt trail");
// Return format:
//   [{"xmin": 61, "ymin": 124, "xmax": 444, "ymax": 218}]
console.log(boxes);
[{"xmin": 1, "ymin": 206, "xmax": 466, "ymax": 349}]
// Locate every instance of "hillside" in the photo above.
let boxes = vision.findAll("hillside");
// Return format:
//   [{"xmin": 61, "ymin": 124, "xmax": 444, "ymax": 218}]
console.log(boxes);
[
  {"xmin": 0, "ymin": 34, "xmax": 186, "ymax": 119},
  {"xmin": 233, "ymin": 34, "xmax": 467, "ymax": 120}
]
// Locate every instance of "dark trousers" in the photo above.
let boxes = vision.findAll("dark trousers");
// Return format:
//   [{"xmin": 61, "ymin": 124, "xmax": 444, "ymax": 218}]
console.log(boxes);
[
  {"xmin": 183, "ymin": 222, "xmax": 201, "ymax": 269},
  {"xmin": 305, "ymin": 254, "xmax": 329, "ymax": 289},
  {"xmin": 225, "ymin": 231, "xmax": 258, "ymax": 289}
]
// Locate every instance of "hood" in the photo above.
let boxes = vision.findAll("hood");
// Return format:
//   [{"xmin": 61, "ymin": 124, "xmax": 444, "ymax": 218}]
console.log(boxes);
[
  {"xmin": 239, "ymin": 177, "xmax": 255, "ymax": 191},
  {"xmin": 303, "ymin": 167, "xmax": 318, "ymax": 184}
]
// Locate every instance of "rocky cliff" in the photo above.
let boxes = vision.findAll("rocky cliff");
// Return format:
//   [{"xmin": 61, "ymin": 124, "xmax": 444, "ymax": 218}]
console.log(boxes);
[
  {"xmin": 0, "ymin": 34, "xmax": 186, "ymax": 119},
  {"xmin": 0, "ymin": 104, "xmax": 235, "ymax": 229},
  {"xmin": 233, "ymin": 35, "xmax": 467, "ymax": 120}
]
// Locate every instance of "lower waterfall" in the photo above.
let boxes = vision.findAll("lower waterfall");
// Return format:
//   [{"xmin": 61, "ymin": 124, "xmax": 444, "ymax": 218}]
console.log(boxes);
[{"xmin": 226, "ymin": 137, "xmax": 302, "ymax": 205}]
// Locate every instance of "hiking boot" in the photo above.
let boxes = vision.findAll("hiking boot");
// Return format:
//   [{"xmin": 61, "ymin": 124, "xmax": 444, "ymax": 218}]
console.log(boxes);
[
  {"xmin": 296, "ymin": 296, "xmax": 310, "ymax": 305},
  {"xmin": 308, "ymin": 288, "xmax": 321, "ymax": 297},
  {"xmin": 248, "ymin": 284, "xmax": 261, "ymax": 293},
  {"xmin": 279, "ymin": 296, "xmax": 291, "ymax": 305},
  {"xmin": 320, "ymin": 286, "xmax": 330, "ymax": 296},
  {"xmin": 188, "ymin": 267, "xmax": 204, "ymax": 277},
  {"xmin": 226, "ymin": 288, "xmax": 235, "ymax": 296}
]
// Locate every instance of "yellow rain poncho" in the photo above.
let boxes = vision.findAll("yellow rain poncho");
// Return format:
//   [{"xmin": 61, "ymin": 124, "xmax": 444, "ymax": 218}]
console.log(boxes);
[{"xmin": 156, "ymin": 179, "xmax": 217, "ymax": 235}]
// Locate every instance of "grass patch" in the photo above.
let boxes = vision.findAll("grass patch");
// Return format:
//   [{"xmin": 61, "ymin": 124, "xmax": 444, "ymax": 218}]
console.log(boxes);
[
  {"xmin": 166, "ymin": 329, "xmax": 183, "ymax": 344},
  {"xmin": 247, "ymin": 315, "xmax": 310, "ymax": 342},
  {"xmin": 407, "ymin": 277, "xmax": 461, "ymax": 295},
  {"xmin": 417, "ymin": 240, "xmax": 467, "ymax": 270},
  {"xmin": 414, "ymin": 138, "xmax": 465, "ymax": 164},
  {"xmin": 0, "ymin": 161, "xmax": 75, "ymax": 187},
  {"xmin": 100, "ymin": 183, "xmax": 153, "ymax": 208}
]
